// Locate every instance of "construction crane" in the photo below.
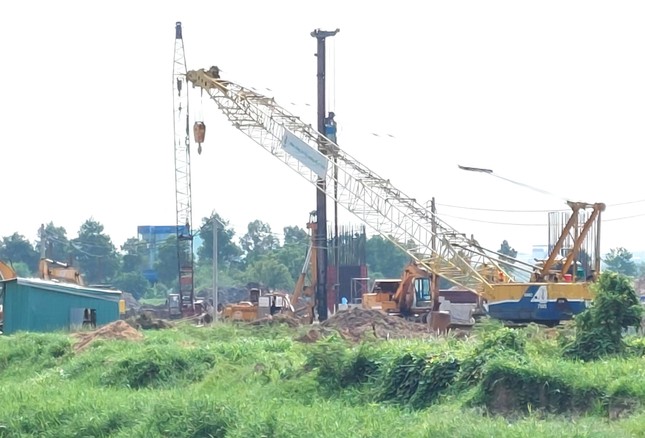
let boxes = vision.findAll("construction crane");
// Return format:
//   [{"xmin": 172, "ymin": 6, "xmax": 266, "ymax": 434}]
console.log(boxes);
[
  {"xmin": 172, "ymin": 22, "xmax": 196, "ymax": 316},
  {"xmin": 184, "ymin": 67, "xmax": 596, "ymax": 325}
]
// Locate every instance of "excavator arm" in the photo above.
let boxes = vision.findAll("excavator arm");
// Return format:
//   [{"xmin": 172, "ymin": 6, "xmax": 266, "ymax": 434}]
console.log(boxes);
[
  {"xmin": 0, "ymin": 261, "xmax": 17, "ymax": 281},
  {"xmin": 39, "ymin": 258, "xmax": 85, "ymax": 286}
]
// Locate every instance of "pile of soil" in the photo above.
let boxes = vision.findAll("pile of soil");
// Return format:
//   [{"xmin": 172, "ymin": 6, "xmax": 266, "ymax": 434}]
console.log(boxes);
[
  {"xmin": 121, "ymin": 292, "xmax": 141, "ymax": 312},
  {"xmin": 72, "ymin": 320, "xmax": 144, "ymax": 352},
  {"xmin": 319, "ymin": 307, "xmax": 430, "ymax": 342},
  {"xmin": 248, "ymin": 313, "xmax": 301, "ymax": 328},
  {"xmin": 126, "ymin": 311, "xmax": 174, "ymax": 330}
]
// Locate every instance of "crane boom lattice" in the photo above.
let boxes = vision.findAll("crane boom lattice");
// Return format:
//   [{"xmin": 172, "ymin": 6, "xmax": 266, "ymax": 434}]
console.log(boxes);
[
  {"xmin": 186, "ymin": 69, "xmax": 509, "ymax": 294},
  {"xmin": 173, "ymin": 23, "xmax": 195, "ymax": 312}
]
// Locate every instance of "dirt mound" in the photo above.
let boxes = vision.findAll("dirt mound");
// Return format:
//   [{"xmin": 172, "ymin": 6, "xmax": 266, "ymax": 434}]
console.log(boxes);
[
  {"xmin": 126, "ymin": 311, "xmax": 174, "ymax": 330},
  {"xmin": 122, "ymin": 292, "xmax": 141, "ymax": 312},
  {"xmin": 73, "ymin": 320, "xmax": 144, "ymax": 352},
  {"xmin": 248, "ymin": 313, "xmax": 301, "ymax": 328},
  {"xmin": 319, "ymin": 307, "xmax": 430, "ymax": 342}
]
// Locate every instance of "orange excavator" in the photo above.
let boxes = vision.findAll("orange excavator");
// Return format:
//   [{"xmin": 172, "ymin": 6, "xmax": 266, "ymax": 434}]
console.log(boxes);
[
  {"xmin": 221, "ymin": 214, "xmax": 317, "ymax": 323},
  {"xmin": 362, "ymin": 263, "xmax": 434, "ymax": 322},
  {"xmin": 362, "ymin": 262, "xmax": 480, "ymax": 330}
]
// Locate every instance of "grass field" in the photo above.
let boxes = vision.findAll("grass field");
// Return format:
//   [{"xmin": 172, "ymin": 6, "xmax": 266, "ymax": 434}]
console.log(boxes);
[{"xmin": 0, "ymin": 320, "xmax": 644, "ymax": 437}]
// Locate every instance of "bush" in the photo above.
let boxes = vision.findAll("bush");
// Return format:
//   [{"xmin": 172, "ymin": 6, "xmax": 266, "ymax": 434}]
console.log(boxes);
[
  {"xmin": 0, "ymin": 332, "xmax": 72, "ymax": 373},
  {"xmin": 133, "ymin": 396, "xmax": 235, "ymax": 438},
  {"xmin": 563, "ymin": 271, "xmax": 643, "ymax": 361},
  {"xmin": 458, "ymin": 328, "xmax": 527, "ymax": 386},
  {"xmin": 100, "ymin": 346, "xmax": 216, "ymax": 389},
  {"xmin": 377, "ymin": 351, "xmax": 460, "ymax": 409},
  {"xmin": 476, "ymin": 359, "xmax": 604, "ymax": 414}
]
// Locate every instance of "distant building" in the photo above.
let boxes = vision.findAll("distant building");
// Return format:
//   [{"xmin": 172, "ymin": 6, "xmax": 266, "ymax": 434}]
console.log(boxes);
[
  {"xmin": 137, "ymin": 225, "xmax": 188, "ymax": 283},
  {"xmin": 1, "ymin": 278, "xmax": 122, "ymax": 335}
]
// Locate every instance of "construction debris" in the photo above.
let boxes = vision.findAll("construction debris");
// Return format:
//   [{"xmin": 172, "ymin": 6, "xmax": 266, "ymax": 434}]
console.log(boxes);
[
  {"xmin": 126, "ymin": 311, "xmax": 175, "ymax": 330},
  {"xmin": 317, "ymin": 307, "xmax": 431, "ymax": 342},
  {"xmin": 72, "ymin": 320, "xmax": 143, "ymax": 352},
  {"xmin": 247, "ymin": 313, "xmax": 302, "ymax": 328},
  {"xmin": 121, "ymin": 292, "xmax": 141, "ymax": 313}
]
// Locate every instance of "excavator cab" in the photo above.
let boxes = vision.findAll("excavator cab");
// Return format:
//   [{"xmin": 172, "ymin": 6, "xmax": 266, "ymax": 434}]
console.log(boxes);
[
  {"xmin": 413, "ymin": 277, "xmax": 432, "ymax": 309},
  {"xmin": 167, "ymin": 293, "xmax": 181, "ymax": 319},
  {"xmin": 249, "ymin": 288, "xmax": 261, "ymax": 304}
]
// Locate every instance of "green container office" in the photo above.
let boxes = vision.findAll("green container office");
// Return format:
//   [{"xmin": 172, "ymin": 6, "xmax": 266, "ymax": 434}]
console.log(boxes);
[{"xmin": 1, "ymin": 278, "xmax": 121, "ymax": 335}]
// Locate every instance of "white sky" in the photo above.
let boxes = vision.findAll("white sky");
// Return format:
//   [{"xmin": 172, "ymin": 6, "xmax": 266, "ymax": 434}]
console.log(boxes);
[{"xmin": 2, "ymin": 1, "xmax": 645, "ymax": 256}]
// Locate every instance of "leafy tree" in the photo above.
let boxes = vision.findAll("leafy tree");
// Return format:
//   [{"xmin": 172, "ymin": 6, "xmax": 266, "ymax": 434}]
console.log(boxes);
[
  {"xmin": 564, "ymin": 271, "xmax": 642, "ymax": 361},
  {"xmin": 10, "ymin": 261, "xmax": 31, "ymax": 277},
  {"xmin": 37, "ymin": 222, "xmax": 72, "ymax": 263},
  {"xmin": 240, "ymin": 220, "xmax": 279, "ymax": 263},
  {"xmin": 0, "ymin": 233, "xmax": 39, "ymax": 272},
  {"xmin": 155, "ymin": 235, "xmax": 179, "ymax": 287},
  {"xmin": 147, "ymin": 282, "xmax": 169, "ymax": 299},
  {"xmin": 273, "ymin": 243, "xmax": 309, "ymax": 282},
  {"xmin": 244, "ymin": 257, "xmax": 294, "ymax": 290},
  {"xmin": 196, "ymin": 213, "xmax": 242, "ymax": 266},
  {"xmin": 283, "ymin": 225, "xmax": 309, "ymax": 246},
  {"xmin": 112, "ymin": 271, "xmax": 151, "ymax": 300},
  {"xmin": 637, "ymin": 261, "xmax": 645, "ymax": 278},
  {"xmin": 604, "ymin": 247, "xmax": 637, "ymax": 277},
  {"xmin": 365, "ymin": 235, "xmax": 410, "ymax": 279},
  {"xmin": 71, "ymin": 218, "xmax": 119, "ymax": 284},
  {"xmin": 120, "ymin": 237, "xmax": 145, "ymax": 273}
]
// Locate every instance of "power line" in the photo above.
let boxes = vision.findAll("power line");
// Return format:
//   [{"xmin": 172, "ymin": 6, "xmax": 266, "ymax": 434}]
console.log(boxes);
[
  {"xmin": 604, "ymin": 212, "xmax": 645, "ymax": 222},
  {"xmin": 437, "ymin": 213, "xmax": 546, "ymax": 227},
  {"xmin": 436, "ymin": 203, "xmax": 565, "ymax": 213},
  {"xmin": 436, "ymin": 198, "xmax": 645, "ymax": 214},
  {"xmin": 438, "ymin": 211, "xmax": 645, "ymax": 226}
]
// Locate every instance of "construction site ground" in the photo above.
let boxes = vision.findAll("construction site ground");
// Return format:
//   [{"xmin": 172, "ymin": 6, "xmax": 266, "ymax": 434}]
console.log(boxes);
[{"xmin": 1, "ymin": 306, "xmax": 644, "ymax": 437}]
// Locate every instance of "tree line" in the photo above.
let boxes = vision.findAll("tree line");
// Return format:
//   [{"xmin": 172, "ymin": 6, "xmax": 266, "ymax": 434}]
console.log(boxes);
[
  {"xmin": 0, "ymin": 215, "xmax": 641, "ymax": 300},
  {"xmin": 0, "ymin": 214, "xmax": 415, "ymax": 300}
]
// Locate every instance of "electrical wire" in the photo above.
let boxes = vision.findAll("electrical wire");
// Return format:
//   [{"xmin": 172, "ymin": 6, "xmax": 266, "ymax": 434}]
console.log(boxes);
[
  {"xmin": 436, "ymin": 213, "xmax": 546, "ymax": 227},
  {"xmin": 438, "ymin": 210, "xmax": 645, "ymax": 226},
  {"xmin": 436, "ymin": 203, "xmax": 566, "ymax": 213},
  {"xmin": 604, "ymin": 212, "xmax": 645, "ymax": 222},
  {"xmin": 487, "ymin": 172, "xmax": 569, "ymax": 202},
  {"xmin": 436, "ymin": 198, "xmax": 645, "ymax": 214}
]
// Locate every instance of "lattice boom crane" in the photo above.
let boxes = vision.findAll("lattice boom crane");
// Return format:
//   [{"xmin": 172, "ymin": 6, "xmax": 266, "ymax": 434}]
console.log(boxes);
[
  {"xmin": 184, "ymin": 68, "xmax": 518, "ymax": 297},
  {"xmin": 172, "ymin": 23, "xmax": 195, "ymax": 315}
]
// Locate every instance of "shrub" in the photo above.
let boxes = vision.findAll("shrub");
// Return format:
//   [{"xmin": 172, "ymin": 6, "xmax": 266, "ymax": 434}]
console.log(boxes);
[
  {"xmin": 377, "ymin": 351, "xmax": 460, "ymax": 409},
  {"xmin": 564, "ymin": 271, "xmax": 643, "ymax": 361},
  {"xmin": 100, "ymin": 346, "xmax": 216, "ymax": 389}
]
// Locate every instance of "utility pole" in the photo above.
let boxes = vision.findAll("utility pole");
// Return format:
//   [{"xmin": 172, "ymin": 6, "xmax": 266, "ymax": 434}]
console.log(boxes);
[
  {"xmin": 311, "ymin": 28, "xmax": 339, "ymax": 322},
  {"xmin": 39, "ymin": 224, "xmax": 46, "ymax": 259},
  {"xmin": 430, "ymin": 197, "xmax": 440, "ymax": 311},
  {"xmin": 212, "ymin": 213, "xmax": 222, "ymax": 322},
  {"xmin": 324, "ymin": 112, "xmax": 339, "ymax": 309}
]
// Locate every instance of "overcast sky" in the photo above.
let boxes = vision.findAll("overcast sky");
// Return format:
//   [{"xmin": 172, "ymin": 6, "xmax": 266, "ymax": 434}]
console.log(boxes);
[{"xmin": 2, "ymin": 1, "xmax": 645, "ymax": 256}]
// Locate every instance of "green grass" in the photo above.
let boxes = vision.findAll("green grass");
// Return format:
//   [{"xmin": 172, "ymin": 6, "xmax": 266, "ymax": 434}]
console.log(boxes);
[
  {"xmin": 0, "ymin": 322, "xmax": 644, "ymax": 437},
  {"xmin": 138, "ymin": 297, "xmax": 166, "ymax": 306}
]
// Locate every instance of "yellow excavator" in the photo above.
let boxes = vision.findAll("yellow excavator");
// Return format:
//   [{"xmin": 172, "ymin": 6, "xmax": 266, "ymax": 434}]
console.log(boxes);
[
  {"xmin": 221, "ymin": 214, "xmax": 317, "ymax": 323},
  {"xmin": 0, "ymin": 261, "xmax": 17, "ymax": 281},
  {"xmin": 0, "ymin": 261, "xmax": 17, "ymax": 325},
  {"xmin": 1, "ymin": 258, "xmax": 84, "ymax": 285},
  {"xmin": 38, "ymin": 258, "xmax": 85, "ymax": 285}
]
